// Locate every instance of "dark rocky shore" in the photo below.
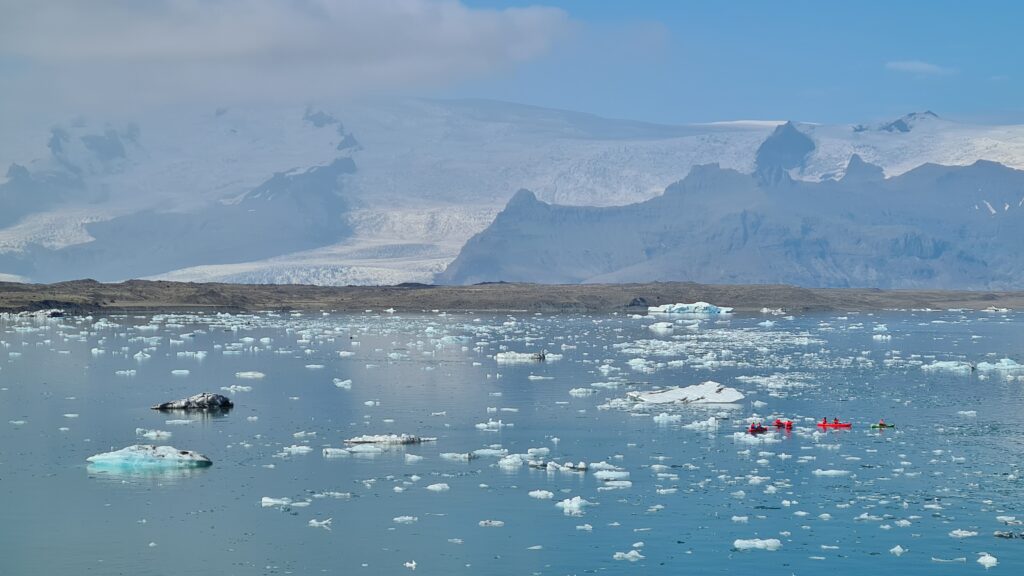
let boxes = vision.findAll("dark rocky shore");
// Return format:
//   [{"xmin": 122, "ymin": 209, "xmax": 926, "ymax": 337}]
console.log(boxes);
[{"xmin": 2, "ymin": 279, "xmax": 1023, "ymax": 314}]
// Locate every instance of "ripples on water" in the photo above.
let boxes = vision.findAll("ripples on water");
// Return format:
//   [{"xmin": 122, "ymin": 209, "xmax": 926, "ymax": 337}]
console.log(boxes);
[{"xmin": 1, "ymin": 309, "xmax": 1022, "ymax": 574}]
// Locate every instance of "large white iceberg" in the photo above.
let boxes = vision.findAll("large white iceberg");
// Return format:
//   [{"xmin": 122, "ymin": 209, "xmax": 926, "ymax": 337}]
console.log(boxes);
[
  {"xmin": 648, "ymin": 302, "xmax": 733, "ymax": 315},
  {"xmin": 86, "ymin": 445, "xmax": 212, "ymax": 468},
  {"xmin": 627, "ymin": 381, "xmax": 744, "ymax": 404}
]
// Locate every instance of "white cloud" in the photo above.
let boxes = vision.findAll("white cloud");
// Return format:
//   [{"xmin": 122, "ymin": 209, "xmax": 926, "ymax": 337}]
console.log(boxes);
[
  {"xmin": 0, "ymin": 0, "xmax": 570, "ymax": 114},
  {"xmin": 885, "ymin": 60, "xmax": 955, "ymax": 76}
]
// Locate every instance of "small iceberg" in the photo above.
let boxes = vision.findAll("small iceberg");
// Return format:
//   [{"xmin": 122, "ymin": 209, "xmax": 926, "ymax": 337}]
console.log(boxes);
[
  {"xmin": 627, "ymin": 381, "xmax": 744, "ymax": 404},
  {"xmin": 152, "ymin": 392, "xmax": 233, "ymax": 412},
  {"xmin": 86, "ymin": 445, "xmax": 212, "ymax": 468},
  {"xmin": 648, "ymin": 302, "xmax": 733, "ymax": 315},
  {"xmin": 344, "ymin": 434, "xmax": 436, "ymax": 445}
]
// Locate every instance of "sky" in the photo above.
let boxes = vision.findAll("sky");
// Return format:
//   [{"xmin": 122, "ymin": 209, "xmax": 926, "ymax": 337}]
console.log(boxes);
[{"xmin": 1, "ymin": 0, "xmax": 1021, "ymax": 126}]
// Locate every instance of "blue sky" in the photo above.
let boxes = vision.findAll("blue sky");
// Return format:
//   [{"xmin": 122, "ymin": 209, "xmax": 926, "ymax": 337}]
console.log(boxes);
[
  {"xmin": 455, "ymin": 0, "xmax": 1022, "ymax": 124},
  {"xmin": 1, "ymin": 1, "xmax": 1019, "ymax": 127}
]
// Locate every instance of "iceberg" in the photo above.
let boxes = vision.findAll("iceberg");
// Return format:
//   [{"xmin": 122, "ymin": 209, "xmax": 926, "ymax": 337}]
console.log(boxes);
[
  {"xmin": 152, "ymin": 392, "xmax": 233, "ymax": 411},
  {"xmin": 627, "ymin": 381, "xmax": 744, "ymax": 404},
  {"xmin": 648, "ymin": 302, "xmax": 733, "ymax": 315},
  {"xmin": 86, "ymin": 445, "xmax": 212, "ymax": 468},
  {"xmin": 344, "ymin": 434, "xmax": 435, "ymax": 445},
  {"xmin": 734, "ymin": 538, "xmax": 782, "ymax": 551}
]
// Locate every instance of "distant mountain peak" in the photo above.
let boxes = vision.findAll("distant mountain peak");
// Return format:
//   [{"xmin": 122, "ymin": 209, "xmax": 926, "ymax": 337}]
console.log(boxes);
[
  {"xmin": 754, "ymin": 121, "xmax": 815, "ymax": 185},
  {"xmin": 841, "ymin": 154, "xmax": 885, "ymax": 183},
  {"xmin": 506, "ymin": 188, "xmax": 540, "ymax": 208},
  {"xmin": 856, "ymin": 111, "xmax": 942, "ymax": 134}
]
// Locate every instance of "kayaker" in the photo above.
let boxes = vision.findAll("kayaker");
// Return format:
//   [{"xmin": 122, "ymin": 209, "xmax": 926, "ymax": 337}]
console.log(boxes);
[
  {"xmin": 821, "ymin": 417, "xmax": 827, "ymax": 425},
  {"xmin": 878, "ymin": 418, "xmax": 886, "ymax": 427},
  {"xmin": 832, "ymin": 417, "xmax": 840, "ymax": 424},
  {"xmin": 774, "ymin": 418, "xmax": 783, "ymax": 427},
  {"xmin": 785, "ymin": 420, "xmax": 793, "ymax": 429}
]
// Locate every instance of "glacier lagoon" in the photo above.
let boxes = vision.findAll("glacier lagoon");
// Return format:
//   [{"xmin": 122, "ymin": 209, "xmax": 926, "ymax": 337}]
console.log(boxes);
[{"xmin": 1, "ymin": 309, "xmax": 1023, "ymax": 574}]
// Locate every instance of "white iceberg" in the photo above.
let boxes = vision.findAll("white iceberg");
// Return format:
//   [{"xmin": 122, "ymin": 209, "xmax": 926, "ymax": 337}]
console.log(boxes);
[
  {"xmin": 627, "ymin": 381, "xmax": 744, "ymax": 404},
  {"xmin": 734, "ymin": 538, "xmax": 782, "ymax": 551},
  {"xmin": 345, "ymin": 434, "xmax": 435, "ymax": 445},
  {"xmin": 86, "ymin": 445, "xmax": 212, "ymax": 468},
  {"xmin": 648, "ymin": 302, "xmax": 733, "ymax": 315}
]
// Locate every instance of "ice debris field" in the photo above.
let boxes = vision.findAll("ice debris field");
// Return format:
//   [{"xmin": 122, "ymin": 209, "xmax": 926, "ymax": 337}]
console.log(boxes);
[{"xmin": 1, "ymin": 306, "xmax": 1023, "ymax": 573}]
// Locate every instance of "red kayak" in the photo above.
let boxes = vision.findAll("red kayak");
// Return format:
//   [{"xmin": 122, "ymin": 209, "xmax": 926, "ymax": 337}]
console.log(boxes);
[
  {"xmin": 748, "ymin": 426, "xmax": 769, "ymax": 435},
  {"xmin": 816, "ymin": 422, "xmax": 851, "ymax": 428}
]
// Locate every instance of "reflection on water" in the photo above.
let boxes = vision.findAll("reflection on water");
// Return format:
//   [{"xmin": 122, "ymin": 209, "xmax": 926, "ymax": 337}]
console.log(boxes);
[{"xmin": 86, "ymin": 463, "xmax": 213, "ymax": 484}]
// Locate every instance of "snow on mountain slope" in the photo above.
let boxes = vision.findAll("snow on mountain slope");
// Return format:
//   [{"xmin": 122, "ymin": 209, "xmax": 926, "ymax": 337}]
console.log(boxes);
[
  {"xmin": 3, "ymin": 101, "xmax": 1024, "ymax": 285},
  {"xmin": 148, "ymin": 207, "xmax": 495, "ymax": 285},
  {"xmin": 439, "ymin": 158, "xmax": 1024, "ymax": 289}
]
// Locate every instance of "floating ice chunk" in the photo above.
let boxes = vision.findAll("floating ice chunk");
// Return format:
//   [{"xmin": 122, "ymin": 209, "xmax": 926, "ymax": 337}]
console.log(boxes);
[
  {"xmin": 613, "ymin": 550, "xmax": 645, "ymax": 561},
  {"xmin": 261, "ymin": 497, "xmax": 292, "ymax": 508},
  {"xmin": 682, "ymin": 417, "xmax": 718, "ymax": 431},
  {"xmin": 393, "ymin": 516, "xmax": 418, "ymax": 524},
  {"xmin": 977, "ymin": 552, "xmax": 998, "ymax": 569},
  {"xmin": 812, "ymin": 469, "xmax": 850, "ymax": 477},
  {"xmin": 346, "ymin": 444, "xmax": 383, "ymax": 455},
  {"xmin": 652, "ymin": 413, "xmax": 682, "ymax": 424},
  {"xmin": 235, "ymin": 371, "xmax": 265, "ymax": 379},
  {"xmin": 478, "ymin": 520, "xmax": 504, "ymax": 527},
  {"xmin": 475, "ymin": 419, "xmax": 510, "ymax": 431},
  {"xmin": 403, "ymin": 560, "xmax": 416, "ymax": 570},
  {"xmin": 948, "ymin": 529, "xmax": 978, "ymax": 538},
  {"xmin": 890, "ymin": 545, "xmax": 907, "ymax": 556},
  {"xmin": 87, "ymin": 445, "xmax": 212, "ymax": 468},
  {"xmin": 405, "ymin": 454, "xmax": 423, "ymax": 464},
  {"xmin": 308, "ymin": 518, "xmax": 332, "ymax": 530},
  {"xmin": 495, "ymin": 351, "xmax": 560, "ymax": 363},
  {"xmin": 135, "ymin": 428, "xmax": 171, "ymax": 440},
  {"xmin": 628, "ymin": 381, "xmax": 743, "ymax": 404},
  {"xmin": 529, "ymin": 490, "xmax": 554, "ymax": 499},
  {"xmin": 734, "ymin": 538, "xmax": 782, "ymax": 551},
  {"xmin": 732, "ymin": 516, "xmax": 749, "ymax": 523},
  {"xmin": 441, "ymin": 452, "xmax": 475, "ymax": 461},
  {"xmin": 576, "ymin": 524, "xmax": 593, "ymax": 531},
  {"xmin": 345, "ymin": 434, "xmax": 435, "ymax": 445},
  {"xmin": 426, "ymin": 483, "xmax": 450, "ymax": 492},
  {"xmin": 920, "ymin": 361, "xmax": 973, "ymax": 374},
  {"xmin": 322, "ymin": 448, "xmax": 350, "ymax": 458},
  {"xmin": 171, "ymin": 369, "xmax": 190, "ymax": 376},
  {"xmin": 333, "ymin": 378, "xmax": 352, "ymax": 389},
  {"xmin": 281, "ymin": 445, "xmax": 313, "ymax": 456},
  {"xmin": 152, "ymin": 392, "xmax": 233, "ymax": 411},
  {"xmin": 569, "ymin": 388, "xmax": 597, "ymax": 397},
  {"xmin": 976, "ymin": 358, "xmax": 1024, "ymax": 376},
  {"xmin": 556, "ymin": 496, "xmax": 594, "ymax": 516},
  {"xmin": 648, "ymin": 322, "xmax": 674, "ymax": 335},
  {"xmin": 648, "ymin": 302, "xmax": 732, "ymax": 315},
  {"xmin": 221, "ymin": 385, "xmax": 252, "ymax": 393},
  {"xmin": 594, "ymin": 470, "xmax": 630, "ymax": 481},
  {"xmin": 165, "ymin": 419, "xmax": 194, "ymax": 425}
]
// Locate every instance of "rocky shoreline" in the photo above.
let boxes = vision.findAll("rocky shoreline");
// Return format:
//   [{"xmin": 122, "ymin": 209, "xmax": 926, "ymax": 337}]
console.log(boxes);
[{"xmin": 2, "ymin": 279, "xmax": 1023, "ymax": 314}]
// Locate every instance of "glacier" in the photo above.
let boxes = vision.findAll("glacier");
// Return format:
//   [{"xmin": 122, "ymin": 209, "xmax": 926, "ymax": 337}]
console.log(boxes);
[{"xmin": 5, "ymin": 101, "xmax": 1024, "ymax": 285}]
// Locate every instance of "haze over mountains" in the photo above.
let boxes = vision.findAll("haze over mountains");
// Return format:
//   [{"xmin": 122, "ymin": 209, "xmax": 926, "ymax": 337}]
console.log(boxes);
[{"xmin": 2, "ymin": 100, "xmax": 1024, "ymax": 288}]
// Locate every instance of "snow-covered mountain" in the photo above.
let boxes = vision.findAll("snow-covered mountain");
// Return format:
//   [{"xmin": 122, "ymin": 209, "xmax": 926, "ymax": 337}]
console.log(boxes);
[
  {"xmin": 439, "ymin": 155, "xmax": 1024, "ymax": 289},
  {"xmin": 2, "ymin": 101, "xmax": 1024, "ymax": 285}
]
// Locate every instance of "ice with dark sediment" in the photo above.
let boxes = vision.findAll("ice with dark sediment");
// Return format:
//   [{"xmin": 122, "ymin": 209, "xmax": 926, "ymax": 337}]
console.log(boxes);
[
  {"xmin": 152, "ymin": 392, "xmax": 233, "ymax": 411},
  {"xmin": 86, "ymin": 445, "xmax": 212, "ymax": 468}
]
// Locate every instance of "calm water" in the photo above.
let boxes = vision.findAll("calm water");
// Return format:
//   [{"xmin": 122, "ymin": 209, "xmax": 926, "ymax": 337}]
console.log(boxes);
[{"xmin": 1, "ymin": 309, "xmax": 1022, "ymax": 574}]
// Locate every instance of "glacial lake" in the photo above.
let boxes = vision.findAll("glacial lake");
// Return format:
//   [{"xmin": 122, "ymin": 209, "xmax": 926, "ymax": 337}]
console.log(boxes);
[{"xmin": 1, "ymin": 309, "xmax": 1022, "ymax": 574}]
